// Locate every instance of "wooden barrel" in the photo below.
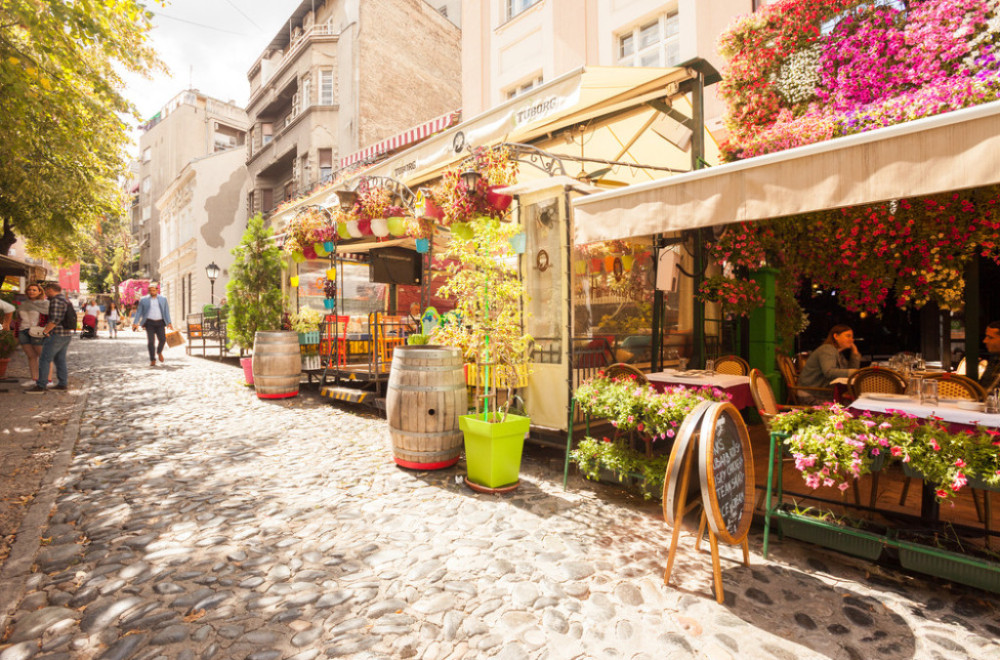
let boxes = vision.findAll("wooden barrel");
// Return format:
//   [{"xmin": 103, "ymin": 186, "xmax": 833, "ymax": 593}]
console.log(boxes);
[
  {"xmin": 386, "ymin": 346, "xmax": 466, "ymax": 469},
  {"xmin": 252, "ymin": 332, "xmax": 301, "ymax": 399}
]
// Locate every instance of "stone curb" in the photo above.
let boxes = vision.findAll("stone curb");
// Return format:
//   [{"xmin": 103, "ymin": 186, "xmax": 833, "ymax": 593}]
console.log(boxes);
[{"xmin": 0, "ymin": 390, "xmax": 88, "ymax": 637}]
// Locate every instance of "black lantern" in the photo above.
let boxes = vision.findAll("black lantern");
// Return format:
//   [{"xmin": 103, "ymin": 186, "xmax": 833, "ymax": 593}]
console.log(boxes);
[
  {"xmin": 337, "ymin": 189, "xmax": 357, "ymax": 212},
  {"xmin": 459, "ymin": 169, "xmax": 482, "ymax": 193},
  {"xmin": 205, "ymin": 261, "xmax": 220, "ymax": 306}
]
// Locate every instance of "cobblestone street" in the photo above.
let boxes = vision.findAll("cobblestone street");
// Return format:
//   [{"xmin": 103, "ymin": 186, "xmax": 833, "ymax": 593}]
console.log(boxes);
[{"xmin": 1, "ymin": 334, "xmax": 999, "ymax": 659}]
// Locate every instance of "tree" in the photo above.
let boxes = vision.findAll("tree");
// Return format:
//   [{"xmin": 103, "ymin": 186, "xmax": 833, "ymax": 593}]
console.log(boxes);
[
  {"xmin": 80, "ymin": 212, "xmax": 134, "ymax": 295},
  {"xmin": 0, "ymin": 0, "xmax": 161, "ymax": 259},
  {"xmin": 226, "ymin": 214, "xmax": 284, "ymax": 351}
]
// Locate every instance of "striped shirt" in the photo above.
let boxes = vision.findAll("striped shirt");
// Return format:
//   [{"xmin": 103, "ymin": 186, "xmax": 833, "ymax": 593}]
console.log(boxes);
[{"xmin": 45, "ymin": 294, "xmax": 74, "ymax": 337}]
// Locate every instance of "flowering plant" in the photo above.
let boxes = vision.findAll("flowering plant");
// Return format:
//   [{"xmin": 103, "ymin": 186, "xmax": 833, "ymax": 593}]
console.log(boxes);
[
  {"xmin": 697, "ymin": 275, "xmax": 765, "ymax": 317},
  {"xmin": 118, "ymin": 279, "xmax": 150, "ymax": 307},
  {"xmin": 771, "ymin": 404, "xmax": 1000, "ymax": 500},
  {"xmin": 432, "ymin": 146, "xmax": 518, "ymax": 226},
  {"xmin": 284, "ymin": 206, "xmax": 332, "ymax": 256},
  {"xmin": 570, "ymin": 373, "xmax": 731, "ymax": 497}
]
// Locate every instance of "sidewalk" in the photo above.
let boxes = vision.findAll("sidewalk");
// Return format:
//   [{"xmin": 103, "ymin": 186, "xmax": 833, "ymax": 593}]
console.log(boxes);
[{"xmin": 0, "ymin": 335, "xmax": 998, "ymax": 659}]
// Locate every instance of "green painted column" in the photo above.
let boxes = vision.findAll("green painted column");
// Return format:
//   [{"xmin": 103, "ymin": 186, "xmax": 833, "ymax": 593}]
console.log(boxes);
[{"xmin": 749, "ymin": 267, "xmax": 781, "ymax": 395}]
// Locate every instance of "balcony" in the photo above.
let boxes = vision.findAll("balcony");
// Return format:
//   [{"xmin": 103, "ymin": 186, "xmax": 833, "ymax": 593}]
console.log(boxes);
[{"xmin": 248, "ymin": 23, "xmax": 338, "ymax": 109}]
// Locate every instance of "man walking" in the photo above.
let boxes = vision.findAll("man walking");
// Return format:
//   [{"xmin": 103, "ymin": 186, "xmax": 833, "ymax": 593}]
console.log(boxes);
[
  {"xmin": 132, "ymin": 282, "xmax": 172, "ymax": 366},
  {"xmin": 26, "ymin": 283, "xmax": 73, "ymax": 393}
]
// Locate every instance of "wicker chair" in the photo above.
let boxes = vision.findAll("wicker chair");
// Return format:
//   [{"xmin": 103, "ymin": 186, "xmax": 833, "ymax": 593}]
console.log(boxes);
[
  {"xmin": 919, "ymin": 372, "xmax": 987, "ymax": 401},
  {"xmin": 776, "ymin": 354, "xmax": 833, "ymax": 404},
  {"xmin": 847, "ymin": 367, "xmax": 907, "ymax": 399},
  {"xmin": 603, "ymin": 362, "xmax": 649, "ymax": 386},
  {"xmin": 749, "ymin": 369, "xmax": 804, "ymax": 426},
  {"xmin": 955, "ymin": 357, "xmax": 987, "ymax": 380},
  {"xmin": 715, "ymin": 355, "xmax": 750, "ymax": 376}
]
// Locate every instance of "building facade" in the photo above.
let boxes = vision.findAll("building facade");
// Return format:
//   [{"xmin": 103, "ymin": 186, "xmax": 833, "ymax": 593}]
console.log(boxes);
[
  {"xmin": 137, "ymin": 91, "xmax": 248, "ymax": 279},
  {"xmin": 245, "ymin": 0, "xmax": 461, "ymax": 220},
  {"xmin": 155, "ymin": 148, "xmax": 250, "ymax": 322},
  {"xmin": 460, "ymin": 0, "xmax": 751, "ymax": 133}
]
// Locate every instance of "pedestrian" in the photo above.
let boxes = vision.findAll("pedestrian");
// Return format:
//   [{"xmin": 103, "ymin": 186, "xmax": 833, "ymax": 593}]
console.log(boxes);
[
  {"xmin": 132, "ymin": 282, "xmax": 173, "ymax": 366},
  {"xmin": 15, "ymin": 283, "xmax": 49, "ymax": 385},
  {"xmin": 26, "ymin": 282, "xmax": 74, "ymax": 393},
  {"xmin": 106, "ymin": 301, "xmax": 120, "ymax": 339},
  {"xmin": 0, "ymin": 297, "xmax": 14, "ymax": 329}
]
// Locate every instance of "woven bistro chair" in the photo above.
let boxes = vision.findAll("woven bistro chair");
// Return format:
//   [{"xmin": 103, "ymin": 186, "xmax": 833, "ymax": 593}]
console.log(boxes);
[
  {"xmin": 955, "ymin": 357, "xmax": 988, "ymax": 380},
  {"xmin": 921, "ymin": 372, "xmax": 987, "ymax": 402},
  {"xmin": 715, "ymin": 355, "xmax": 750, "ymax": 376},
  {"xmin": 748, "ymin": 369, "xmax": 805, "ymax": 428},
  {"xmin": 603, "ymin": 362, "xmax": 648, "ymax": 386},
  {"xmin": 776, "ymin": 354, "xmax": 833, "ymax": 405},
  {"xmin": 847, "ymin": 367, "xmax": 907, "ymax": 399}
]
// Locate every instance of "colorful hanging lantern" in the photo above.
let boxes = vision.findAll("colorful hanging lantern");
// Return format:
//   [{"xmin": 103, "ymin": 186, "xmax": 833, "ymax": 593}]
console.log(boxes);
[
  {"xmin": 292, "ymin": 252, "xmax": 306, "ymax": 263},
  {"xmin": 415, "ymin": 238, "xmax": 430, "ymax": 253},
  {"xmin": 323, "ymin": 240, "xmax": 334, "ymax": 253},
  {"xmin": 326, "ymin": 267, "xmax": 337, "ymax": 280},
  {"xmin": 574, "ymin": 260, "xmax": 587, "ymax": 275},
  {"xmin": 357, "ymin": 218, "xmax": 372, "ymax": 235},
  {"xmin": 337, "ymin": 222, "xmax": 352, "ymax": 240},
  {"xmin": 314, "ymin": 242, "xmax": 327, "ymax": 257},
  {"xmin": 370, "ymin": 218, "xmax": 389, "ymax": 237},
  {"xmin": 590, "ymin": 257, "xmax": 603, "ymax": 272},
  {"xmin": 386, "ymin": 216, "xmax": 406, "ymax": 236},
  {"xmin": 621, "ymin": 254, "xmax": 634, "ymax": 272},
  {"xmin": 604, "ymin": 255, "xmax": 616, "ymax": 272},
  {"xmin": 346, "ymin": 220, "xmax": 363, "ymax": 238},
  {"xmin": 290, "ymin": 275, "xmax": 300, "ymax": 287}
]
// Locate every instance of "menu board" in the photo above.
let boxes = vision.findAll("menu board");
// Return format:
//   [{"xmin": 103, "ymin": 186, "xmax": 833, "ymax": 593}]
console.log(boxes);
[
  {"xmin": 697, "ymin": 402, "xmax": 754, "ymax": 546},
  {"xmin": 662, "ymin": 400, "xmax": 716, "ymax": 526}
]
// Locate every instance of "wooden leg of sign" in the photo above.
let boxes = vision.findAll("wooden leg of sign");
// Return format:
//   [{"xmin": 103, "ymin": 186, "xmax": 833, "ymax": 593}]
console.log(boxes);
[
  {"xmin": 664, "ymin": 446, "xmax": 695, "ymax": 586},
  {"xmin": 741, "ymin": 539, "xmax": 750, "ymax": 567},
  {"xmin": 695, "ymin": 509, "xmax": 707, "ymax": 553},
  {"xmin": 709, "ymin": 529, "xmax": 724, "ymax": 604}
]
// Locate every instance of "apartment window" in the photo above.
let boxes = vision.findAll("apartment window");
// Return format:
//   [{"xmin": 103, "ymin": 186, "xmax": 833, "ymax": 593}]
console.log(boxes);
[
  {"xmin": 506, "ymin": 0, "xmax": 539, "ymax": 20},
  {"xmin": 618, "ymin": 13, "xmax": 680, "ymax": 67},
  {"xmin": 262, "ymin": 188, "xmax": 273, "ymax": 212},
  {"xmin": 142, "ymin": 206, "xmax": 151, "ymax": 221},
  {"xmin": 141, "ymin": 176, "xmax": 151, "ymax": 193},
  {"xmin": 248, "ymin": 190, "xmax": 255, "ymax": 216},
  {"xmin": 262, "ymin": 122, "xmax": 273, "ymax": 144},
  {"xmin": 301, "ymin": 74, "xmax": 311, "ymax": 109},
  {"xmin": 319, "ymin": 148, "xmax": 333, "ymax": 182},
  {"xmin": 319, "ymin": 70, "xmax": 334, "ymax": 105},
  {"xmin": 505, "ymin": 75, "xmax": 544, "ymax": 100},
  {"xmin": 142, "ymin": 147, "xmax": 151, "ymax": 162},
  {"xmin": 284, "ymin": 181, "xmax": 294, "ymax": 201}
]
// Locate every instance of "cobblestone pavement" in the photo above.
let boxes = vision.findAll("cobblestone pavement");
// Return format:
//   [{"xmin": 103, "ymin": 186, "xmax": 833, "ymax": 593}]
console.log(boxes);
[{"xmin": 1, "ymin": 335, "xmax": 1000, "ymax": 659}]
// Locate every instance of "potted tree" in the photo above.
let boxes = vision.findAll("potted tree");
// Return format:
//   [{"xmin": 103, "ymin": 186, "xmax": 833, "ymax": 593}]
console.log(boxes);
[
  {"xmin": 433, "ymin": 148, "xmax": 530, "ymax": 492},
  {"xmin": 226, "ymin": 214, "xmax": 287, "ymax": 389},
  {"xmin": 0, "ymin": 328, "xmax": 18, "ymax": 379}
]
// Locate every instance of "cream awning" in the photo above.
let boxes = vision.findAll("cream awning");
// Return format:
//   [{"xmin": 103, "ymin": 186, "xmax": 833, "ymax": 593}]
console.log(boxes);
[{"xmin": 572, "ymin": 100, "xmax": 1000, "ymax": 244}]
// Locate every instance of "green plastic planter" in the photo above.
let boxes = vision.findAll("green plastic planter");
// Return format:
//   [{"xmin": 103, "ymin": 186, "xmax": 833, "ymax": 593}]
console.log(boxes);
[
  {"xmin": 460, "ymin": 413, "xmax": 530, "ymax": 489},
  {"xmin": 775, "ymin": 510, "xmax": 886, "ymax": 560},
  {"xmin": 896, "ymin": 540, "xmax": 1000, "ymax": 594}
]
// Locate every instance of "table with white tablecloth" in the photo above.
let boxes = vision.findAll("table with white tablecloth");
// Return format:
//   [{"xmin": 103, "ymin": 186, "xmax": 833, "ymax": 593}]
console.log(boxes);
[{"xmin": 647, "ymin": 370, "xmax": 754, "ymax": 409}]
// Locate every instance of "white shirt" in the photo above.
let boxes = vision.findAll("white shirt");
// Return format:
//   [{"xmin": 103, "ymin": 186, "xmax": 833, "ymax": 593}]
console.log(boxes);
[
  {"xmin": 0, "ymin": 299, "xmax": 14, "ymax": 315},
  {"xmin": 85, "ymin": 304, "xmax": 100, "ymax": 317},
  {"xmin": 146, "ymin": 295, "xmax": 163, "ymax": 321}
]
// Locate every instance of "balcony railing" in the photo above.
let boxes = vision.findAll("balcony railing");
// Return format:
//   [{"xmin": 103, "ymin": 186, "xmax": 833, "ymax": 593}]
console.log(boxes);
[{"xmin": 249, "ymin": 23, "xmax": 338, "ymax": 107}]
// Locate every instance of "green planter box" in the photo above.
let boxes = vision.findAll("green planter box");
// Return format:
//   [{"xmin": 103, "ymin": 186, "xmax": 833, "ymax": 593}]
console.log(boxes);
[
  {"xmin": 460, "ymin": 413, "xmax": 530, "ymax": 489},
  {"xmin": 896, "ymin": 540, "xmax": 1000, "ymax": 594},
  {"xmin": 298, "ymin": 331, "xmax": 320, "ymax": 345},
  {"xmin": 776, "ymin": 511, "xmax": 886, "ymax": 560}
]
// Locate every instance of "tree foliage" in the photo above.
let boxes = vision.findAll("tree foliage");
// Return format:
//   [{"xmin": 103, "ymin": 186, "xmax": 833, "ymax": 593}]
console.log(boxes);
[
  {"xmin": 80, "ymin": 213, "xmax": 134, "ymax": 294},
  {"xmin": 226, "ymin": 214, "xmax": 284, "ymax": 350},
  {"xmin": 0, "ymin": 0, "xmax": 162, "ymax": 259}
]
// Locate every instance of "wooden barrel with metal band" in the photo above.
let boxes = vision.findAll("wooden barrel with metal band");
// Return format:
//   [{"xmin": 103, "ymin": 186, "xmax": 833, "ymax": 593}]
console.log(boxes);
[{"xmin": 252, "ymin": 331, "xmax": 302, "ymax": 399}]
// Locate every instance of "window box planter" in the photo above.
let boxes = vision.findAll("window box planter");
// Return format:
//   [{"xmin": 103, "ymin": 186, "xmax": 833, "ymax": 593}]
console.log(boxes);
[
  {"xmin": 896, "ymin": 539, "xmax": 1000, "ymax": 594},
  {"xmin": 773, "ymin": 508, "xmax": 886, "ymax": 561}
]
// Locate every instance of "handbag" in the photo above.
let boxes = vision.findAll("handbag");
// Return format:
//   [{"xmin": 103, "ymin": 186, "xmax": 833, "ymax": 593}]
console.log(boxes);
[{"xmin": 165, "ymin": 329, "xmax": 185, "ymax": 348}]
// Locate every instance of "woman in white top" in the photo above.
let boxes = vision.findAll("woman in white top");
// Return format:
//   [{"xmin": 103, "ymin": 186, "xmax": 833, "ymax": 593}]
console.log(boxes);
[
  {"xmin": 17, "ymin": 283, "xmax": 49, "ymax": 384},
  {"xmin": 106, "ymin": 302, "xmax": 120, "ymax": 338}
]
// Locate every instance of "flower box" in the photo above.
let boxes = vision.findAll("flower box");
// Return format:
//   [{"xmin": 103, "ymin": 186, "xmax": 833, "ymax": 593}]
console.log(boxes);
[
  {"xmin": 896, "ymin": 539, "xmax": 1000, "ymax": 594},
  {"xmin": 774, "ymin": 509, "xmax": 886, "ymax": 560}
]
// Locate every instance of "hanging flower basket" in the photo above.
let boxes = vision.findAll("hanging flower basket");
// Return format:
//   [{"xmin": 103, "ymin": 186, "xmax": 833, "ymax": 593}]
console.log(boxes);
[{"xmin": 486, "ymin": 186, "xmax": 514, "ymax": 213}]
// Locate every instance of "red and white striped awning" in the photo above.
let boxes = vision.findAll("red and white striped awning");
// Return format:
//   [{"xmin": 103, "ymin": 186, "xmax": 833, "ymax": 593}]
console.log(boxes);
[{"xmin": 339, "ymin": 110, "xmax": 460, "ymax": 169}]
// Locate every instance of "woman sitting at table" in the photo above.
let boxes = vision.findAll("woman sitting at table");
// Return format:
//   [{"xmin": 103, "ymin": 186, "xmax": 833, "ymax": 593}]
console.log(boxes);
[{"xmin": 798, "ymin": 324, "xmax": 860, "ymax": 403}]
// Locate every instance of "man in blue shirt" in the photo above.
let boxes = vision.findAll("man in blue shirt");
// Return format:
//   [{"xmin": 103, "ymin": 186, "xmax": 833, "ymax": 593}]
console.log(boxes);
[{"xmin": 132, "ymin": 283, "xmax": 173, "ymax": 367}]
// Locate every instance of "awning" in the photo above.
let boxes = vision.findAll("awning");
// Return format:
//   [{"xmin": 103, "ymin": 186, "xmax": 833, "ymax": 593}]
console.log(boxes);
[
  {"xmin": 571, "ymin": 100, "xmax": 1000, "ymax": 245},
  {"xmin": 0, "ymin": 254, "xmax": 37, "ymax": 279},
  {"xmin": 340, "ymin": 110, "xmax": 461, "ymax": 169},
  {"xmin": 359, "ymin": 65, "xmax": 697, "ymax": 186}
]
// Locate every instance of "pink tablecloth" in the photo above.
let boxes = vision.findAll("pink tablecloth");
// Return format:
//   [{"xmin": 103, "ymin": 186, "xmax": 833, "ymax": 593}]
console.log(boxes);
[{"xmin": 647, "ymin": 371, "xmax": 754, "ymax": 409}]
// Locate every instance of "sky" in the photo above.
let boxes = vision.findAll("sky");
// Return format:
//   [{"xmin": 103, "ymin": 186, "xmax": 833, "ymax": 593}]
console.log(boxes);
[{"xmin": 123, "ymin": 0, "xmax": 302, "ymax": 152}]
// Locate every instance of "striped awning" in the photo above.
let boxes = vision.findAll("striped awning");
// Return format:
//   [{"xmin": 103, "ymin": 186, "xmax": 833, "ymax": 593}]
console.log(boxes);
[{"xmin": 339, "ymin": 110, "xmax": 460, "ymax": 169}]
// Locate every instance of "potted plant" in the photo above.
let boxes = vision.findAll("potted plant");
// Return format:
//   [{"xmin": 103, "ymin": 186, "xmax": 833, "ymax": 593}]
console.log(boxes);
[
  {"xmin": 227, "ymin": 214, "xmax": 286, "ymax": 388},
  {"xmin": 433, "ymin": 149, "xmax": 529, "ymax": 492},
  {"xmin": 0, "ymin": 328, "xmax": 18, "ymax": 379},
  {"xmin": 290, "ymin": 307, "xmax": 325, "ymax": 345}
]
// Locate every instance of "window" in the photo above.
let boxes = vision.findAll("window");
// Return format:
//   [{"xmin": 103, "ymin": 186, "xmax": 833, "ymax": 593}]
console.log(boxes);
[
  {"xmin": 301, "ymin": 73, "xmax": 311, "ymax": 109},
  {"xmin": 262, "ymin": 122, "xmax": 273, "ymax": 145},
  {"xmin": 141, "ymin": 176, "xmax": 151, "ymax": 193},
  {"xmin": 142, "ymin": 147, "xmax": 151, "ymax": 163},
  {"xmin": 142, "ymin": 206, "xmax": 151, "ymax": 221},
  {"xmin": 284, "ymin": 181, "xmax": 294, "ymax": 201},
  {"xmin": 319, "ymin": 70, "xmax": 334, "ymax": 105},
  {"xmin": 262, "ymin": 188, "xmax": 273, "ymax": 212},
  {"xmin": 618, "ymin": 12, "xmax": 680, "ymax": 68},
  {"xmin": 319, "ymin": 148, "xmax": 333, "ymax": 182},
  {"xmin": 505, "ymin": 75, "xmax": 544, "ymax": 100},
  {"xmin": 506, "ymin": 0, "xmax": 539, "ymax": 20},
  {"xmin": 248, "ymin": 190, "xmax": 255, "ymax": 215}
]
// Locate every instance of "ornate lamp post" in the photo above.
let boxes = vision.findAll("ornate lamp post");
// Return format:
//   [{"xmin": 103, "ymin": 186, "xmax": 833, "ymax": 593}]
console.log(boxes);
[{"xmin": 205, "ymin": 261, "xmax": 220, "ymax": 306}]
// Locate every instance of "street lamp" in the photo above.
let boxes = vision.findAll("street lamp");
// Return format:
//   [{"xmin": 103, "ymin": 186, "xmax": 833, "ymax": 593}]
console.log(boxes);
[
  {"xmin": 205, "ymin": 261, "xmax": 220, "ymax": 306},
  {"xmin": 459, "ymin": 169, "xmax": 482, "ymax": 193},
  {"xmin": 336, "ymin": 189, "xmax": 357, "ymax": 212}
]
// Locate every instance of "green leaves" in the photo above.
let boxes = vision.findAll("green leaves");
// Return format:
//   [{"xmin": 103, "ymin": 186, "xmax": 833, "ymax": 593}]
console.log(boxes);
[
  {"xmin": 0, "ymin": 0, "xmax": 161, "ymax": 259},
  {"xmin": 226, "ymin": 215, "xmax": 285, "ymax": 350}
]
